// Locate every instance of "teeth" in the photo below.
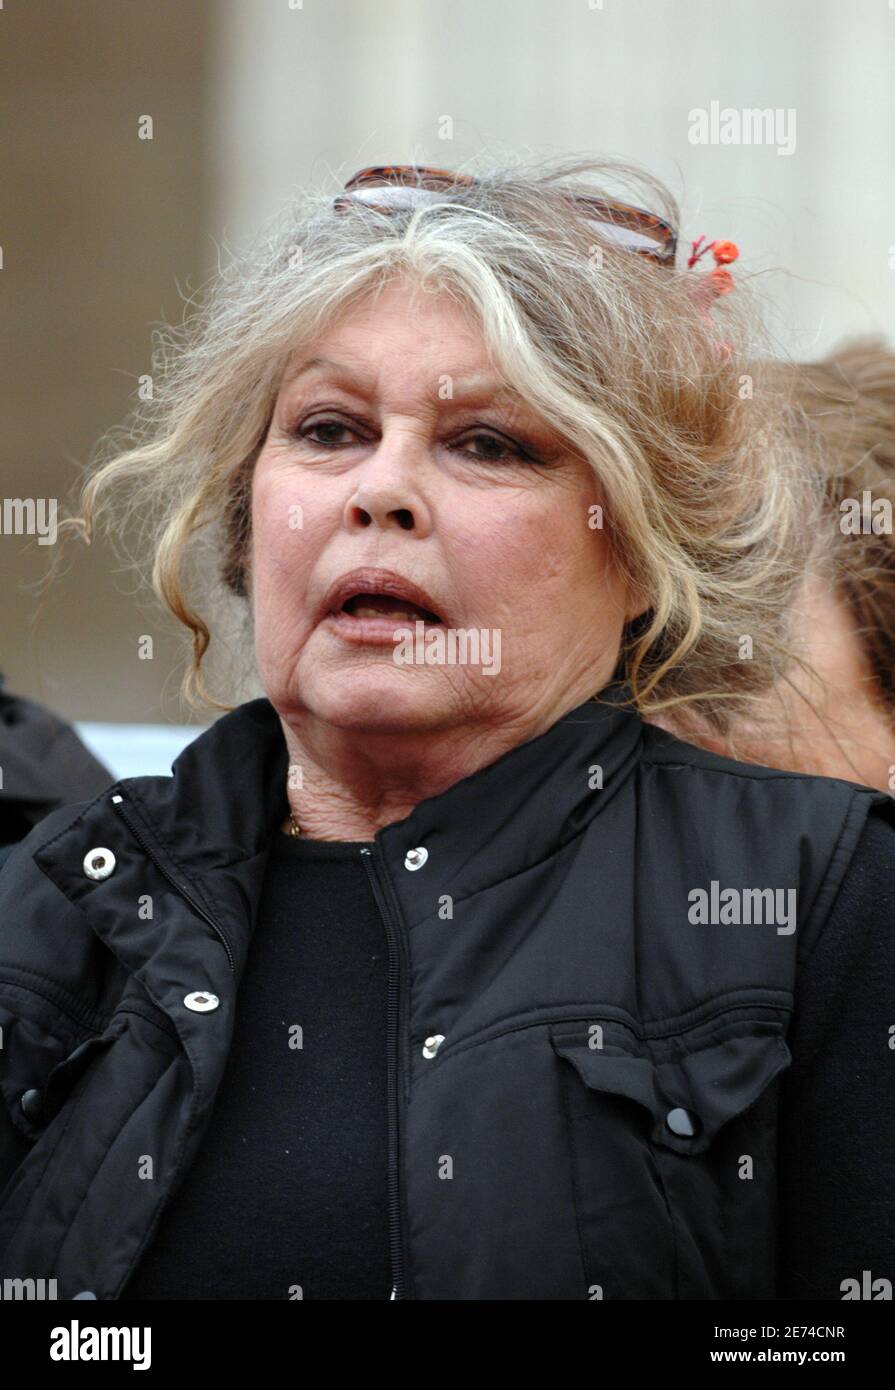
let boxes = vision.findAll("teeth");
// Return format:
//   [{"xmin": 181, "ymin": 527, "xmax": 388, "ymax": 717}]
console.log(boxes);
[{"xmin": 353, "ymin": 606, "xmax": 423, "ymax": 621}]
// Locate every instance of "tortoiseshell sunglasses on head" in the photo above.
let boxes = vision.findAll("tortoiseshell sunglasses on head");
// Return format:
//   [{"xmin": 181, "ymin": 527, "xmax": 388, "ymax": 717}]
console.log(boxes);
[{"xmin": 333, "ymin": 164, "xmax": 678, "ymax": 268}]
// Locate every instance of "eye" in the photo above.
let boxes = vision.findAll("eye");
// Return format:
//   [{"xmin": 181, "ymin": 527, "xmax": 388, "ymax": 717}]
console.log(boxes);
[
  {"xmin": 450, "ymin": 430, "xmax": 536, "ymax": 464},
  {"xmin": 295, "ymin": 418, "xmax": 360, "ymax": 448}
]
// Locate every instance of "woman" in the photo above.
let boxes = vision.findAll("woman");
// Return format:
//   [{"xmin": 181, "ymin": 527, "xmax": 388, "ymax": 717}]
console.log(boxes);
[
  {"xmin": 655, "ymin": 337, "xmax": 895, "ymax": 791},
  {"xmin": 1, "ymin": 160, "xmax": 893, "ymax": 1302}
]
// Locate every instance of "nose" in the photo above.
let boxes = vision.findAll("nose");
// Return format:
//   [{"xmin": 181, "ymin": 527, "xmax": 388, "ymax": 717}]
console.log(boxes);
[{"xmin": 343, "ymin": 432, "xmax": 434, "ymax": 537}]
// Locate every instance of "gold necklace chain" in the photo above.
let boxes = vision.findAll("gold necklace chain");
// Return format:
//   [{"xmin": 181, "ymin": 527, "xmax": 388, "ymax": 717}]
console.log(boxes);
[{"xmin": 288, "ymin": 810, "xmax": 301, "ymax": 838}]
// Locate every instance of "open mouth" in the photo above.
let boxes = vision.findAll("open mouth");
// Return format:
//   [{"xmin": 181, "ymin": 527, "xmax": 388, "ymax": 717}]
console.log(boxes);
[{"xmin": 339, "ymin": 593, "xmax": 443, "ymax": 625}]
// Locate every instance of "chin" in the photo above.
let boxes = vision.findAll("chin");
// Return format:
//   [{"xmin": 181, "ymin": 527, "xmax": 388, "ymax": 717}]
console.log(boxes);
[{"xmin": 303, "ymin": 666, "xmax": 459, "ymax": 734}]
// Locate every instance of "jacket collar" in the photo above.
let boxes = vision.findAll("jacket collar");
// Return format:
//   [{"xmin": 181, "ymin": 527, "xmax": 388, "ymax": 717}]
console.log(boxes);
[
  {"xmin": 134, "ymin": 677, "xmax": 643, "ymax": 923},
  {"xmin": 376, "ymin": 681, "xmax": 643, "ymax": 928},
  {"xmin": 36, "ymin": 681, "xmax": 643, "ymax": 989}
]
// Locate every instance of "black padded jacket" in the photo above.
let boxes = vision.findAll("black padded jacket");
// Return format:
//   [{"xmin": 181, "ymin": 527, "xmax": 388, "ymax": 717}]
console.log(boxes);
[{"xmin": 0, "ymin": 686, "xmax": 893, "ymax": 1300}]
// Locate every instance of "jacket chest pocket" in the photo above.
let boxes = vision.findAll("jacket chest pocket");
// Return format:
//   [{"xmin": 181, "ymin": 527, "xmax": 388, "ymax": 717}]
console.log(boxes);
[
  {"xmin": 0, "ymin": 1008, "xmax": 123, "ymax": 1256},
  {"xmin": 550, "ymin": 1014, "xmax": 792, "ymax": 1300},
  {"xmin": 2, "ymin": 1020, "xmax": 123, "ymax": 1151}
]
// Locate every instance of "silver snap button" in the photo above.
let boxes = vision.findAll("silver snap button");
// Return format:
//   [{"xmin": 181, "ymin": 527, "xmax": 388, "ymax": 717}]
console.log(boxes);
[
  {"xmin": 184, "ymin": 991, "xmax": 220, "ymax": 1013},
  {"xmin": 404, "ymin": 846, "xmax": 428, "ymax": 872},
  {"xmin": 83, "ymin": 847, "xmax": 116, "ymax": 881},
  {"xmin": 73, "ymin": 1291, "xmax": 97, "ymax": 1300},
  {"xmin": 665, "ymin": 1106, "xmax": 699, "ymax": 1137},
  {"xmin": 422, "ymin": 1033, "xmax": 445, "ymax": 1059}
]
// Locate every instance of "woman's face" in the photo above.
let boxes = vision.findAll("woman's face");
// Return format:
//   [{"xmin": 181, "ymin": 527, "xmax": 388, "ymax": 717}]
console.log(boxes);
[{"xmin": 249, "ymin": 278, "xmax": 638, "ymax": 737}]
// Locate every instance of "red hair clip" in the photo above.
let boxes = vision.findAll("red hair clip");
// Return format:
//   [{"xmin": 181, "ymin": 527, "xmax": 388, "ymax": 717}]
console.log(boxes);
[{"xmin": 686, "ymin": 235, "xmax": 739, "ymax": 356}]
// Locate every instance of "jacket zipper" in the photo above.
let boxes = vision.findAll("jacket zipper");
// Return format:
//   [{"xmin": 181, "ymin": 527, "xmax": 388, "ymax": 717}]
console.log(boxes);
[
  {"xmin": 111, "ymin": 793, "xmax": 236, "ymax": 974},
  {"xmin": 360, "ymin": 845, "xmax": 408, "ymax": 1300}
]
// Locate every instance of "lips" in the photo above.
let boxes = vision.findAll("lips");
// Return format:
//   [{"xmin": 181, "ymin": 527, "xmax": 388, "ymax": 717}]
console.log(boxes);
[{"xmin": 320, "ymin": 568, "xmax": 446, "ymax": 640}]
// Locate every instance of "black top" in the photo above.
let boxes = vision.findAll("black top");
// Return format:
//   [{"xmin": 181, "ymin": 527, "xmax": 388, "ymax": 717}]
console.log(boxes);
[{"xmin": 122, "ymin": 831, "xmax": 391, "ymax": 1300}]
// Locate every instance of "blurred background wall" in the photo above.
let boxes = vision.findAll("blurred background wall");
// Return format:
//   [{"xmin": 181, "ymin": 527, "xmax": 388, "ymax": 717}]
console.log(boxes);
[
  {"xmin": 1, "ymin": 0, "xmax": 211, "ymax": 732},
  {"xmin": 2, "ymin": 0, "xmax": 893, "ymax": 744}
]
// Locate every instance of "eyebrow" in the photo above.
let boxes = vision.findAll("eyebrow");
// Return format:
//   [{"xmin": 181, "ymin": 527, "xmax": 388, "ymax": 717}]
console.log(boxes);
[{"xmin": 282, "ymin": 356, "xmax": 515, "ymax": 402}]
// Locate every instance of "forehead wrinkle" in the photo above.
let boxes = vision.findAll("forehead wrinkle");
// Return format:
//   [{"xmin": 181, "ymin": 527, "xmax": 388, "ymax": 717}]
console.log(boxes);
[
  {"xmin": 281, "ymin": 356, "xmax": 522, "ymax": 410},
  {"xmin": 281, "ymin": 355, "xmax": 367, "ymax": 389}
]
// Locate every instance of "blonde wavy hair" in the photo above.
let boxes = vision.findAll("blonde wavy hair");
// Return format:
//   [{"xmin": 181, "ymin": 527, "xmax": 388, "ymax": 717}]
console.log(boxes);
[{"xmin": 61, "ymin": 156, "xmax": 815, "ymax": 724}]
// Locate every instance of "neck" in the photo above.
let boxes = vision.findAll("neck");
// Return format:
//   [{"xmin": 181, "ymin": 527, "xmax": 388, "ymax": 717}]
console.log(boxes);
[{"xmin": 278, "ymin": 695, "xmax": 582, "ymax": 841}]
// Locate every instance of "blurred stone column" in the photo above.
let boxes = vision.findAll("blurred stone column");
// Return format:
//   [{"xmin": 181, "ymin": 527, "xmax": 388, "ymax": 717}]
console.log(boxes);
[{"xmin": 0, "ymin": 0, "xmax": 211, "ymax": 721}]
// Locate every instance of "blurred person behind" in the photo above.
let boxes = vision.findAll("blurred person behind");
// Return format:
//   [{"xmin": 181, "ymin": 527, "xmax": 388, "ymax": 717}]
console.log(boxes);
[
  {"xmin": 654, "ymin": 335, "xmax": 895, "ymax": 793},
  {"xmin": 0, "ymin": 671, "xmax": 113, "ymax": 858}
]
